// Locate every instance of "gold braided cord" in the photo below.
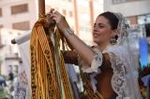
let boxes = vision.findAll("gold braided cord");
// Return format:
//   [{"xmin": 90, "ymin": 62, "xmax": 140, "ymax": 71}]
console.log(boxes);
[
  {"xmin": 80, "ymin": 67, "xmax": 104, "ymax": 99},
  {"xmin": 30, "ymin": 24, "xmax": 60, "ymax": 99},
  {"xmin": 54, "ymin": 30, "xmax": 74, "ymax": 98},
  {"xmin": 30, "ymin": 17, "xmax": 73, "ymax": 99},
  {"xmin": 38, "ymin": 14, "xmax": 46, "ymax": 19}
]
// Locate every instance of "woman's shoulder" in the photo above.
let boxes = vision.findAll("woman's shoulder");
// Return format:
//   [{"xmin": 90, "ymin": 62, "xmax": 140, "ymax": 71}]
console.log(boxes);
[{"xmin": 105, "ymin": 45, "xmax": 127, "ymax": 54}]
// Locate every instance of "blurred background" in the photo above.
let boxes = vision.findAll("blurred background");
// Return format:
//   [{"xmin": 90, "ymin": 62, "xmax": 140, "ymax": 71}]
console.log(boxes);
[{"xmin": 0, "ymin": 0, "xmax": 150, "ymax": 98}]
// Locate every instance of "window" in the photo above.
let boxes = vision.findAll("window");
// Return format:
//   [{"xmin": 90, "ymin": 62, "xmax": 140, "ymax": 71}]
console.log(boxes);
[
  {"xmin": 137, "ymin": 14, "xmax": 150, "ymax": 37},
  {"xmin": 0, "ymin": 25, "xmax": 3, "ymax": 28},
  {"xmin": 145, "ymin": 23, "xmax": 150, "ymax": 37},
  {"xmin": 125, "ymin": 17, "xmax": 130, "ymax": 25},
  {"xmin": 9, "ymin": 65, "xmax": 13, "ymax": 71},
  {"xmin": 62, "ymin": 9, "xmax": 66, "ymax": 15},
  {"xmin": 138, "ymin": 14, "xmax": 150, "ymax": 24},
  {"xmin": 112, "ymin": 0, "xmax": 143, "ymax": 4},
  {"xmin": 69, "ymin": 11, "xmax": 73, "ymax": 17},
  {"xmin": 9, "ymin": 32, "xmax": 12, "ymax": 34},
  {"xmin": 12, "ymin": 21, "xmax": 30, "ymax": 30},
  {"xmin": 13, "ymin": 65, "xmax": 18, "ymax": 74},
  {"xmin": 11, "ymin": 3, "xmax": 28, "ymax": 15},
  {"xmin": 0, "ymin": 8, "xmax": 2, "ymax": 17},
  {"xmin": 112, "ymin": 0, "xmax": 126, "ymax": 4}
]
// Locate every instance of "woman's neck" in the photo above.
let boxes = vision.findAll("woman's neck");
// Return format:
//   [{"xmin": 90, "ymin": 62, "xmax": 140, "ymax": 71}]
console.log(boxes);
[{"xmin": 97, "ymin": 43, "xmax": 110, "ymax": 52}]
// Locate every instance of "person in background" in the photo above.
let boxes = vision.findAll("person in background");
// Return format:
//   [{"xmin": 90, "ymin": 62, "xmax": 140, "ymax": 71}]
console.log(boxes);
[
  {"xmin": 48, "ymin": 9, "xmax": 142, "ymax": 99},
  {"xmin": 0, "ymin": 76, "xmax": 11, "ymax": 99}
]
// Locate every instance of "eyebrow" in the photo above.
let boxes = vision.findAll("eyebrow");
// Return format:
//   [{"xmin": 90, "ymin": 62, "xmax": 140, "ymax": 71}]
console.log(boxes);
[{"xmin": 94, "ymin": 22, "xmax": 106, "ymax": 26}]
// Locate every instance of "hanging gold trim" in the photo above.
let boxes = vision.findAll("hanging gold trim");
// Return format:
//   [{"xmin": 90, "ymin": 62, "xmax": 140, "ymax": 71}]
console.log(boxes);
[
  {"xmin": 80, "ymin": 70, "xmax": 104, "ymax": 99},
  {"xmin": 30, "ymin": 16, "xmax": 73, "ymax": 99}
]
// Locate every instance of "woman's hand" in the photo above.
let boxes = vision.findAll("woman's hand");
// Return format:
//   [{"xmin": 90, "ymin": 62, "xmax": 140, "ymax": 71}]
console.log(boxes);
[{"xmin": 48, "ymin": 9, "xmax": 70, "ymax": 32}]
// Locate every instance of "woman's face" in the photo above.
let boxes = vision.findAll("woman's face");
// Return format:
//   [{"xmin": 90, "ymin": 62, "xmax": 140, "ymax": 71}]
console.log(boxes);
[{"xmin": 92, "ymin": 16, "xmax": 114, "ymax": 46}]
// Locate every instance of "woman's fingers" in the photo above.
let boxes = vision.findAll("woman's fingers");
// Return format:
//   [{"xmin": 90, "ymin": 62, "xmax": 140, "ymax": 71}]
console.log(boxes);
[
  {"xmin": 47, "ymin": 9, "xmax": 64, "ymax": 24},
  {"xmin": 51, "ymin": 12, "xmax": 64, "ymax": 24},
  {"xmin": 53, "ymin": 10, "xmax": 61, "ymax": 16},
  {"xmin": 47, "ymin": 9, "xmax": 69, "ymax": 29},
  {"xmin": 46, "ymin": 8, "xmax": 56, "ymax": 18},
  {"xmin": 50, "ymin": 8, "xmax": 55, "ymax": 13}
]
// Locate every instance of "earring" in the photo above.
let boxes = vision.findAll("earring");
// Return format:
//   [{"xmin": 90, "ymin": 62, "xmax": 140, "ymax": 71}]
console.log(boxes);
[{"xmin": 110, "ymin": 35, "xmax": 118, "ymax": 45}]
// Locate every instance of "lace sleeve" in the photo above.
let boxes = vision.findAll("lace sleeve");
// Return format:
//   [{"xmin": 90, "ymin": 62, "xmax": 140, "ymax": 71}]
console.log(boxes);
[{"xmin": 81, "ymin": 47, "xmax": 103, "ymax": 73}]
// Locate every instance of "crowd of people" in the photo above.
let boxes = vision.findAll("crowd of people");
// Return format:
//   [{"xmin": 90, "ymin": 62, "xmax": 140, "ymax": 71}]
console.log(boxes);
[{"xmin": 0, "ymin": 72, "xmax": 17, "ymax": 99}]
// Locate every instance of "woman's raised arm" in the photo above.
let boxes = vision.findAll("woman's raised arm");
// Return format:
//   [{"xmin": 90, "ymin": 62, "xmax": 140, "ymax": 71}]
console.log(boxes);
[{"xmin": 49, "ymin": 9, "xmax": 96, "ymax": 67}]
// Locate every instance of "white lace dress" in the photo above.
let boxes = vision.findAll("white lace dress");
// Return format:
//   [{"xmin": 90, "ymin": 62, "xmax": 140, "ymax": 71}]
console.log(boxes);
[{"xmin": 81, "ymin": 45, "xmax": 142, "ymax": 99}]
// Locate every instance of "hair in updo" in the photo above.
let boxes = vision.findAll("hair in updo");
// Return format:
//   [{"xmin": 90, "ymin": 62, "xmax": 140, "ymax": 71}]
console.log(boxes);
[{"xmin": 99, "ymin": 11, "xmax": 119, "ymax": 30}]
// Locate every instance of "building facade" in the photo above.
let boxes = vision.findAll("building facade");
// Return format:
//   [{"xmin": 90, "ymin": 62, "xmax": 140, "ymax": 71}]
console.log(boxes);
[
  {"xmin": 0, "ymin": 0, "xmax": 104, "ymax": 75},
  {"xmin": 104, "ymin": 0, "xmax": 150, "ymax": 25},
  {"xmin": 0, "ymin": 0, "xmax": 104, "ymax": 44},
  {"xmin": 0, "ymin": 28, "xmax": 25, "ymax": 76},
  {"xmin": 0, "ymin": 0, "xmax": 38, "ymax": 30}
]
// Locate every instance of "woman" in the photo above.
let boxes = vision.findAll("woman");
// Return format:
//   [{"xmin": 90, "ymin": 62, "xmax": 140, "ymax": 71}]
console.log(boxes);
[{"xmin": 49, "ymin": 10, "xmax": 142, "ymax": 99}]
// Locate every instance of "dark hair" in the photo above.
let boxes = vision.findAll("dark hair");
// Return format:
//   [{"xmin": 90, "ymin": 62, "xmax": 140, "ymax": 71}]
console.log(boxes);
[{"xmin": 99, "ymin": 11, "xmax": 119, "ymax": 30}]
